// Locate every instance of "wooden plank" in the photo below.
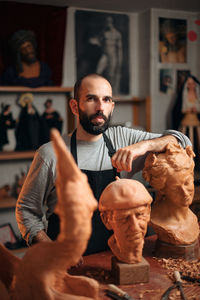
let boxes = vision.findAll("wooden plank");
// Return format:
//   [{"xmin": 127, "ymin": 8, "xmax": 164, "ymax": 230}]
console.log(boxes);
[
  {"xmin": 0, "ymin": 197, "xmax": 17, "ymax": 208},
  {"xmin": 0, "ymin": 151, "xmax": 35, "ymax": 161},
  {"xmin": 0, "ymin": 86, "xmax": 73, "ymax": 93}
]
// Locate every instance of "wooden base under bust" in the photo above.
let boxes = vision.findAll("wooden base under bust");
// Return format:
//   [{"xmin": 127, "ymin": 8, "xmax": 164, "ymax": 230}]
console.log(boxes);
[
  {"xmin": 154, "ymin": 238, "xmax": 200, "ymax": 261},
  {"xmin": 111, "ymin": 256, "xmax": 149, "ymax": 285}
]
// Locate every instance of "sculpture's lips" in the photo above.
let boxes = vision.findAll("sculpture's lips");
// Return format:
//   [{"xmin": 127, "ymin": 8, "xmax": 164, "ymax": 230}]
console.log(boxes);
[
  {"xmin": 127, "ymin": 232, "xmax": 142, "ymax": 241},
  {"xmin": 182, "ymin": 197, "xmax": 192, "ymax": 205}
]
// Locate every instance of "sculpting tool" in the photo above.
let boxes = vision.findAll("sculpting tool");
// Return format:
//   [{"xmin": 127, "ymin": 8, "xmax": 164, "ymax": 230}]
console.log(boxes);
[{"xmin": 105, "ymin": 284, "xmax": 136, "ymax": 300}]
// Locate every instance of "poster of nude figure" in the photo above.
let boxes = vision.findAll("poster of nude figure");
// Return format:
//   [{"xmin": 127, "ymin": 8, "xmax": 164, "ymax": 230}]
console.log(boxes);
[{"xmin": 75, "ymin": 10, "xmax": 129, "ymax": 96}]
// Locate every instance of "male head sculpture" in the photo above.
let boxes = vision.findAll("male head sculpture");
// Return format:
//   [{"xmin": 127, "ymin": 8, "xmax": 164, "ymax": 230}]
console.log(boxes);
[
  {"xmin": 143, "ymin": 143, "xmax": 199, "ymax": 245},
  {"xmin": 99, "ymin": 178, "xmax": 152, "ymax": 264}
]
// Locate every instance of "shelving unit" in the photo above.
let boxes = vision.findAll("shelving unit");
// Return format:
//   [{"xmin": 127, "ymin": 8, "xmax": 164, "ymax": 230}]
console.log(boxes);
[
  {"xmin": 0, "ymin": 86, "xmax": 75, "ymax": 133},
  {"xmin": 0, "ymin": 86, "xmax": 74, "ymax": 210}
]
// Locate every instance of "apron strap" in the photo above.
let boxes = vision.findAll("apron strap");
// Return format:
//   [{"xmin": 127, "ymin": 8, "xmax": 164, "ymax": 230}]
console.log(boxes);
[
  {"xmin": 71, "ymin": 129, "xmax": 120, "ymax": 177},
  {"xmin": 103, "ymin": 133, "xmax": 120, "ymax": 178},
  {"xmin": 70, "ymin": 129, "xmax": 78, "ymax": 163},
  {"xmin": 103, "ymin": 133, "xmax": 116, "ymax": 158}
]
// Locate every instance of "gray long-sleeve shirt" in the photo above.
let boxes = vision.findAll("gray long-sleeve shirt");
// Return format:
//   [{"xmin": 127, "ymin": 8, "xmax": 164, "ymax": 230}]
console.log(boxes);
[{"xmin": 16, "ymin": 126, "xmax": 191, "ymax": 245}]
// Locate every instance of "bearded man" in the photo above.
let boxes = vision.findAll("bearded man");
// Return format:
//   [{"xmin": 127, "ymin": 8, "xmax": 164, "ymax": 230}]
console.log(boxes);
[{"xmin": 16, "ymin": 73, "xmax": 191, "ymax": 255}]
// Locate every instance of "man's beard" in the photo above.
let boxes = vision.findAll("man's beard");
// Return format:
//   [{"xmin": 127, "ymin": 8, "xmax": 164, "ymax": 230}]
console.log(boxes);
[{"xmin": 78, "ymin": 107, "xmax": 112, "ymax": 135}]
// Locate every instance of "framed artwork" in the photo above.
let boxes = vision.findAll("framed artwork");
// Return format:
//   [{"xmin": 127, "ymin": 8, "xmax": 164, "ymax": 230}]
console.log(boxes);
[
  {"xmin": 159, "ymin": 17, "xmax": 187, "ymax": 63},
  {"xmin": 75, "ymin": 10, "xmax": 130, "ymax": 96},
  {"xmin": 159, "ymin": 69, "xmax": 173, "ymax": 94},
  {"xmin": 0, "ymin": 2, "xmax": 66, "ymax": 86},
  {"xmin": 0, "ymin": 223, "xmax": 17, "ymax": 245}
]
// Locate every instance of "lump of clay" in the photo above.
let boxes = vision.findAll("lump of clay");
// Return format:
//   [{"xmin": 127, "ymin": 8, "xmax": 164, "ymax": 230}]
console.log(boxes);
[
  {"xmin": 0, "ymin": 129, "xmax": 99, "ymax": 300},
  {"xmin": 143, "ymin": 143, "xmax": 199, "ymax": 245},
  {"xmin": 99, "ymin": 178, "xmax": 152, "ymax": 264}
]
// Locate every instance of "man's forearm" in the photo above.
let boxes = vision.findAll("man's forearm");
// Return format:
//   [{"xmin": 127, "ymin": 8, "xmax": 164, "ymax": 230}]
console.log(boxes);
[
  {"xmin": 32, "ymin": 230, "xmax": 52, "ymax": 244},
  {"xmin": 112, "ymin": 134, "xmax": 178, "ymax": 172},
  {"xmin": 146, "ymin": 134, "xmax": 178, "ymax": 153}
]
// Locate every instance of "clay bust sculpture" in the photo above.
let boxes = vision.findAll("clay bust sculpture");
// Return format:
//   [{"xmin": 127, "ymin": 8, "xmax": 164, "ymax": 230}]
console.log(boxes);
[
  {"xmin": 99, "ymin": 178, "xmax": 152, "ymax": 264},
  {"xmin": 143, "ymin": 143, "xmax": 199, "ymax": 245},
  {"xmin": 0, "ymin": 129, "xmax": 99, "ymax": 300}
]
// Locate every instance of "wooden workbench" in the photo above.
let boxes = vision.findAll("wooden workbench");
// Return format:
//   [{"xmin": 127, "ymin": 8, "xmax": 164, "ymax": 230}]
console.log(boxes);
[{"xmin": 69, "ymin": 235, "xmax": 200, "ymax": 300}]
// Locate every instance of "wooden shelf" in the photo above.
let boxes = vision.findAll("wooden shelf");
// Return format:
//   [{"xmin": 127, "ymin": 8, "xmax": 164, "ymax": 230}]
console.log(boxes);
[
  {"xmin": 0, "ymin": 86, "xmax": 73, "ymax": 93},
  {"xmin": 0, "ymin": 151, "xmax": 35, "ymax": 161},
  {"xmin": 0, "ymin": 197, "xmax": 17, "ymax": 209}
]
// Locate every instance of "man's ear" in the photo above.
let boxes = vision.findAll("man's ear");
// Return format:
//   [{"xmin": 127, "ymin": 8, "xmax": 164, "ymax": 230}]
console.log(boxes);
[
  {"xmin": 69, "ymin": 99, "xmax": 79, "ymax": 116},
  {"xmin": 100, "ymin": 211, "xmax": 112, "ymax": 230}
]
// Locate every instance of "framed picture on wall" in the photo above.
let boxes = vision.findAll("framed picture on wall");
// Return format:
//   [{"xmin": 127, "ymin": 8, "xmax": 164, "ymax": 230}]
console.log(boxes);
[
  {"xmin": 75, "ymin": 10, "xmax": 130, "ymax": 96},
  {"xmin": 0, "ymin": 2, "xmax": 67, "ymax": 87},
  {"xmin": 159, "ymin": 17, "xmax": 187, "ymax": 63},
  {"xmin": 159, "ymin": 69, "xmax": 174, "ymax": 94},
  {"xmin": 0, "ymin": 223, "xmax": 17, "ymax": 245}
]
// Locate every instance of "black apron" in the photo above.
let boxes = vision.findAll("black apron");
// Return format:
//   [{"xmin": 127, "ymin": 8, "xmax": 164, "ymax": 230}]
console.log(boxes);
[{"xmin": 71, "ymin": 130, "xmax": 120, "ymax": 255}]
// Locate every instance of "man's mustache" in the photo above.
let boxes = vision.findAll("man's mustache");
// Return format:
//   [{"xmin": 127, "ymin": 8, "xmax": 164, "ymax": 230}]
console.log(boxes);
[{"xmin": 89, "ymin": 112, "xmax": 108, "ymax": 122}]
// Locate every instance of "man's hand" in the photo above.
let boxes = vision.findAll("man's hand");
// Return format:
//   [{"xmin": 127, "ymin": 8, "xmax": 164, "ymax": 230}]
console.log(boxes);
[
  {"xmin": 112, "ymin": 135, "xmax": 178, "ymax": 173},
  {"xmin": 111, "ymin": 141, "xmax": 149, "ymax": 172}
]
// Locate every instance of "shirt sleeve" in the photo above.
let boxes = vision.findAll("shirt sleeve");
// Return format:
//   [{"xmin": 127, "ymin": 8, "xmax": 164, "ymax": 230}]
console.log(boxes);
[
  {"xmin": 162, "ymin": 129, "xmax": 192, "ymax": 148},
  {"xmin": 108, "ymin": 126, "xmax": 192, "ymax": 149},
  {"xmin": 15, "ymin": 150, "xmax": 56, "ymax": 245}
]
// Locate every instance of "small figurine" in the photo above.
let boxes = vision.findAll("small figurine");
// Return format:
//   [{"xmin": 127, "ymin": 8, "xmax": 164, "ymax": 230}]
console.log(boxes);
[
  {"xmin": 42, "ymin": 99, "xmax": 63, "ymax": 141},
  {"xmin": 0, "ymin": 184, "xmax": 11, "ymax": 200},
  {"xmin": 179, "ymin": 76, "xmax": 200, "ymax": 151},
  {"xmin": 13, "ymin": 171, "xmax": 27, "ymax": 198},
  {"xmin": 15, "ymin": 93, "xmax": 46, "ymax": 151},
  {"xmin": 0, "ymin": 104, "xmax": 16, "ymax": 151}
]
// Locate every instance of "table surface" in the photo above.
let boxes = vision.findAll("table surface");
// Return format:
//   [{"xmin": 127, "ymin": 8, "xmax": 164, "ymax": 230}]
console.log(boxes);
[{"xmin": 69, "ymin": 235, "xmax": 200, "ymax": 300}]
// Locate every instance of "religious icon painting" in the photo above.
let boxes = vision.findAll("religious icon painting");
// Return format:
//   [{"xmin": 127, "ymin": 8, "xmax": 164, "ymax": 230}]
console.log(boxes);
[{"xmin": 159, "ymin": 17, "xmax": 187, "ymax": 64}]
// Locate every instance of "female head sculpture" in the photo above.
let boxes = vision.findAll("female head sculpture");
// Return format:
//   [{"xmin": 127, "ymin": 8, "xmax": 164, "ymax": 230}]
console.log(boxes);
[{"xmin": 143, "ymin": 143, "xmax": 199, "ymax": 245}]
